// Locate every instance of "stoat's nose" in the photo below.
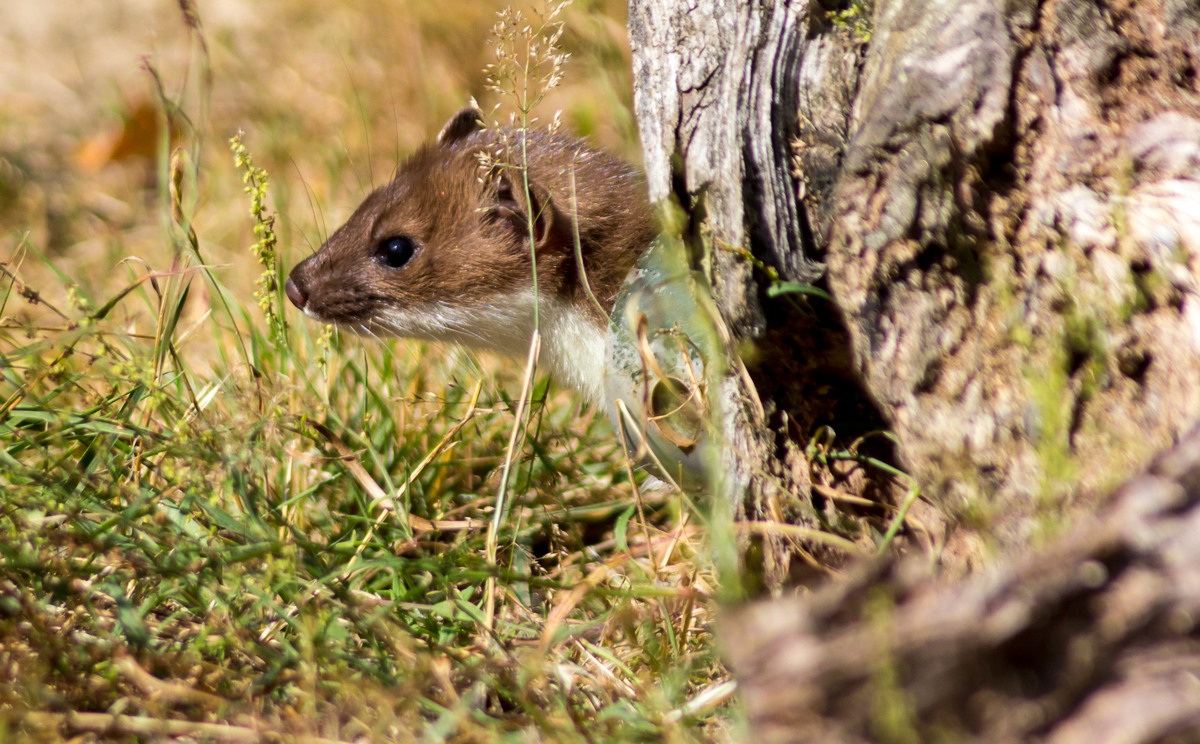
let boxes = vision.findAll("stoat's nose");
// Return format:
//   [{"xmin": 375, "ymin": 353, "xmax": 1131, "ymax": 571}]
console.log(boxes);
[{"xmin": 285, "ymin": 277, "xmax": 307, "ymax": 310}]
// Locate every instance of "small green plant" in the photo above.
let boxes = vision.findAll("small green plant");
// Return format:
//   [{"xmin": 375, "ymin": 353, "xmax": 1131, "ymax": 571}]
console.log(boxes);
[
  {"xmin": 829, "ymin": 0, "xmax": 874, "ymax": 44},
  {"xmin": 231, "ymin": 131, "xmax": 286, "ymax": 344}
]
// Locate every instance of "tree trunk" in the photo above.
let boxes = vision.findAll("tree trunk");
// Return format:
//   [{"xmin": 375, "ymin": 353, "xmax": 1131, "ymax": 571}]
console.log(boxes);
[
  {"xmin": 630, "ymin": 0, "xmax": 908, "ymax": 588},
  {"xmin": 629, "ymin": 0, "xmax": 1200, "ymax": 560},
  {"xmin": 628, "ymin": 0, "xmax": 1200, "ymax": 736},
  {"xmin": 721, "ymin": 422, "xmax": 1200, "ymax": 743}
]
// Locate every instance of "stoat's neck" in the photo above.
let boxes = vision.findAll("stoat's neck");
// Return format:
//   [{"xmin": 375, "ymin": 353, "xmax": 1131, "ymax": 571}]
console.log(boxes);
[
  {"xmin": 374, "ymin": 289, "xmax": 608, "ymax": 403},
  {"xmin": 537, "ymin": 299, "xmax": 608, "ymax": 404}
]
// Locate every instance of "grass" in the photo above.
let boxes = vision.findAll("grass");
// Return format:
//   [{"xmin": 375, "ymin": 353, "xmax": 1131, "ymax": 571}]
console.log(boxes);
[
  {"xmin": 0, "ymin": 1, "xmax": 737, "ymax": 741},
  {"xmin": 0, "ymin": 130, "xmax": 732, "ymax": 743},
  {"xmin": 0, "ymin": 264, "xmax": 729, "ymax": 742},
  {"xmin": 0, "ymin": 0, "xmax": 923, "ymax": 739}
]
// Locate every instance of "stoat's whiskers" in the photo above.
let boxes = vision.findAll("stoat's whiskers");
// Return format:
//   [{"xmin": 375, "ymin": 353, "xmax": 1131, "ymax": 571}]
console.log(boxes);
[{"xmin": 359, "ymin": 322, "xmax": 384, "ymax": 343}]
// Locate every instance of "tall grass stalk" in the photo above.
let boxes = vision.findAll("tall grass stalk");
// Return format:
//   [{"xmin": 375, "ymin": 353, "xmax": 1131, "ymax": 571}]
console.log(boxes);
[{"xmin": 481, "ymin": 0, "xmax": 572, "ymax": 627}]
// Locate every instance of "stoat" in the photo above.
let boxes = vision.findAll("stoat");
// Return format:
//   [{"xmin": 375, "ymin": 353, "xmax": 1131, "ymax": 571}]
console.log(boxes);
[{"xmin": 285, "ymin": 107, "xmax": 657, "ymax": 402}]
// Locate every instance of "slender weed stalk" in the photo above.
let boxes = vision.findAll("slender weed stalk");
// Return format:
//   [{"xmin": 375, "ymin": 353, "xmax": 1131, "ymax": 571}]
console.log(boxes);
[
  {"xmin": 480, "ymin": 0, "xmax": 572, "ymax": 626},
  {"xmin": 231, "ymin": 132, "xmax": 286, "ymax": 344},
  {"xmin": 484, "ymin": 0, "xmax": 570, "ymax": 331}
]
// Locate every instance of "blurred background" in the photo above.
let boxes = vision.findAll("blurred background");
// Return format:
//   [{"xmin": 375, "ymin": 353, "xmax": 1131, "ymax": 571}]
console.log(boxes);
[{"xmin": 0, "ymin": 0, "xmax": 638, "ymax": 374}]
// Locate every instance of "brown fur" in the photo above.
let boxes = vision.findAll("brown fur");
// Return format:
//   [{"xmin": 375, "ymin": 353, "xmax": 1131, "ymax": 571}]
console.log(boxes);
[{"xmin": 286, "ymin": 108, "xmax": 657, "ymax": 337}]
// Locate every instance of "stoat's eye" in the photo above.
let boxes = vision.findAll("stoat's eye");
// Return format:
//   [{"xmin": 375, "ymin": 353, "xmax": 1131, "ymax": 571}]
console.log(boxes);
[{"xmin": 375, "ymin": 236, "xmax": 416, "ymax": 269}]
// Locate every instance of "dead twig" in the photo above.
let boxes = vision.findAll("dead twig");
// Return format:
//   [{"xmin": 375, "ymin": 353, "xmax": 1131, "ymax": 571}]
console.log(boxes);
[{"xmin": 14, "ymin": 711, "xmax": 349, "ymax": 744}]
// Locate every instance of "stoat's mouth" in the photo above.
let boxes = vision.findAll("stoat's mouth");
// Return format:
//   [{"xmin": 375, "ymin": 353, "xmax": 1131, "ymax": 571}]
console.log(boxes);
[
  {"xmin": 300, "ymin": 306, "xmax": 354, "ymax": 326},
  {"xmin": 296, "ymin": 302, "xmax": 383, "ymax": 338},
  {"xmin": 321, "ymin": 316, "xmax": 397, "ymax": 342}
]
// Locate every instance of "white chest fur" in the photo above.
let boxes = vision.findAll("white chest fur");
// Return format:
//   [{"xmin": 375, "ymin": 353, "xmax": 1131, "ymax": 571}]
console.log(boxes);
[{"xmin": 372, "ymin": 290, "xmax": 608, "ymax": 404}]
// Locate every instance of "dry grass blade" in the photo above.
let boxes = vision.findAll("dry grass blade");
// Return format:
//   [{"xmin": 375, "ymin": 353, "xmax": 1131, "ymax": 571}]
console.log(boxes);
[
  {"xmin": 306, "ymin": 419, "xmax": 486, "ymax": 533},
  {"xmin": 612, "ymin": 387, "xmax": 661, "ymax": 573},
  {"xmin": 539, "ymin": 555, "xmax": 624, "ymax": 655},
  {"xmin": 13, "ymin": 712, "xmax": 350, "ymax": 744},
  {"xmin": 485, "ymin": 329, "xmax": 541, "ymax": 629},
  {"xmin": 812, "ymin": 482, "xmax": 878, "ymax": 507},
  {"xmin": 614, "ymin": 398, "xmax": 683, "ymax": 492},
  {"xmin": 736, "ymin": 520, "xmax": 866, "ymax": 555},
  {"xmin": 569, "ymin": 166, "xmax": 610, "ymax": 323},
  {"xmin": 347, "ymin": 379, "xmax": 486, "ymax": 574},
  {"xmin": 114, "ymin": 653, "xmax": 229, "ymax": 708},
  {"xmin": 663, "ymin": 680, "xmax": 738, "ymax": 724}
]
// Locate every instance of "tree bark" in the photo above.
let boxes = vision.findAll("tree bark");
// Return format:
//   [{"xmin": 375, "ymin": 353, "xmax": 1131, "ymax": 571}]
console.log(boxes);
[
  {"xmin": 630, "ymin": 0, "xmax": 902, "ymax": 587},
  {"xmin": 629, "ymin": 0, "xmax": 1200, "ymax": 737},
  {"xmin": 827, "ymin": 0, "xmax": 1200, "ymax": 551},
  {"xmin": 629, "ymin": 0, "xmax": 1200, "ymax": 560},
  {"xmin": 721, "ymin": 421, "xmax": 1200, "ymax": 743}
]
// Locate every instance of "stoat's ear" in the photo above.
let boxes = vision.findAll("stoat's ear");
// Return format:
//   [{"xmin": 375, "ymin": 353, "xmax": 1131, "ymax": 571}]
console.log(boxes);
[
  {"xmin": 437, "ymin": 106, "xmax": 484, "ymax": 146},
  {"xmin": 493, "ymin": 170, "xmax": 568, "ymax": 253}
]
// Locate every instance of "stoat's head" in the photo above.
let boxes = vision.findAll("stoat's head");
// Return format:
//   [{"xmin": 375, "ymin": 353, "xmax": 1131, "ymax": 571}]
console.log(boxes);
[{"xmin": 285, "ymin": 107, "xmax": 657, "ymax": 391}]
